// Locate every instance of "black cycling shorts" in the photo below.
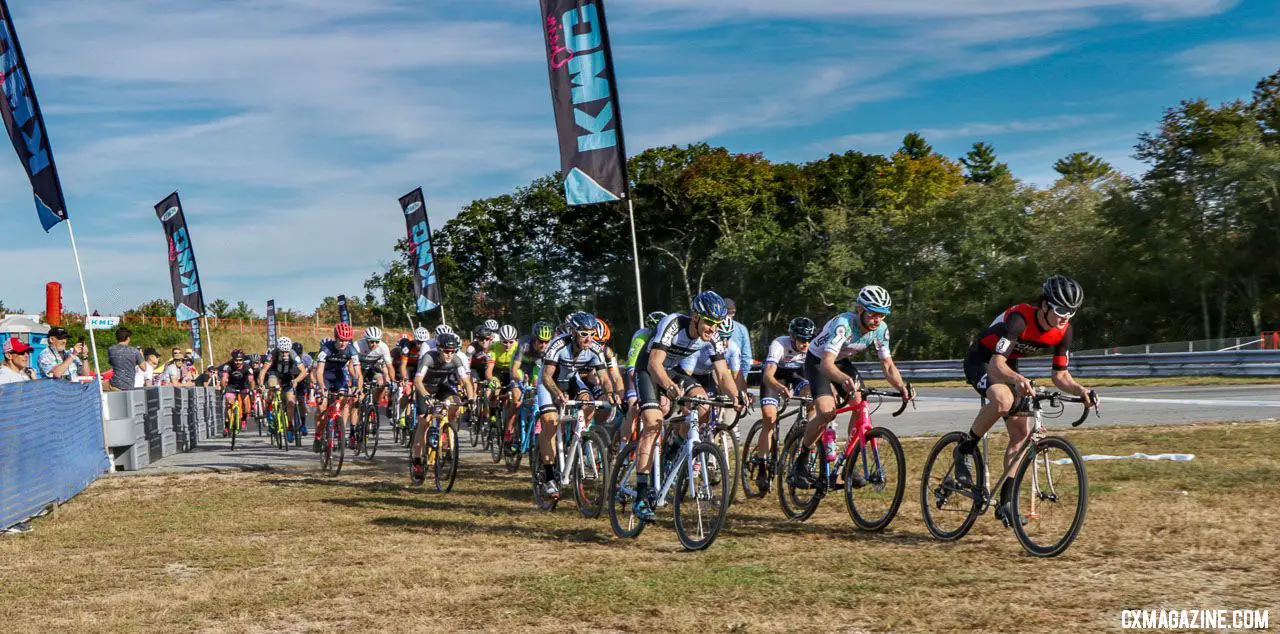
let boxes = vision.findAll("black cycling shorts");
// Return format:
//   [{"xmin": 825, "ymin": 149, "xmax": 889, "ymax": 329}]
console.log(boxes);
[
  {"xmin": 759, "ymin": 366, "xmax": 809, "ymax": 407},
  {"xmin": 636, "ymin": 366, "xmax": 702, "ymax": 411},
  {"xmin": 266, "ymin": 371, "xmax": 297, "ymax": 390},
  {"xmin": 803, "ymin": 354, "xmax": 861, "ymax": 402},
  {"xmin": 416, "ymin": 383, "xmax": 457, "ymax": 413},
  {"xmin": 963, "ymin": 345, "xmax": 1019, "ymax": 398}
]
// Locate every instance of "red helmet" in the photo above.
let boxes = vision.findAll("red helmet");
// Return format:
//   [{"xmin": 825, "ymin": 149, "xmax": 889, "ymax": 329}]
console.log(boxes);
[{"xmin": 334, "ymin": 323, "xmax": 354, "ymax": 341}]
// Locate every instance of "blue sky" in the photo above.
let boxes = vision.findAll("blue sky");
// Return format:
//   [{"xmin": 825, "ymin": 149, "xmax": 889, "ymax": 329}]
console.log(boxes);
[{"xmin": 0, "ymin": 0, "xmax": 1276, "ymax": 316}]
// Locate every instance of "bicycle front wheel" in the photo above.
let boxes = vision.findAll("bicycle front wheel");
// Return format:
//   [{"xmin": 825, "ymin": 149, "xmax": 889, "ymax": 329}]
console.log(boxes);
[
  {"xmin": 740, "ymin": 420, "xmax": 773, "ymax": 499},
  {"xmin": 434, "ymin": 424, "xmax": 459, "ymax": 493},
  {"xmin": 919, "ymin": 431, "xmax": 984, "ymax": 541},
  {"xmin": 1012, "ymin": 435, "xmax": 1087, "ymax": 557},
  {"xmin": 777, "ymin": 430, "xmax": 820, "ymax": 521},
  {"xmin": 573, "ymin": 428, "xmax": 612, "ymax": 519},
  {"xmin": 607, "ymin": 441, "xmax": 646, "ymax": 539},
  {"xmin": 844, "ymin": 427, "xmax": 906, "ymax": 531},
  {"xmin": 673, "ymin": 441, "xmax": 730, "ymax": 551},
  {"xmin": 366, "ymin": 407, "xmax": 380, "ymax": 460},
  {"xmin": 714, "ymin": 428, "xmax": 741, "ymax": 506}
]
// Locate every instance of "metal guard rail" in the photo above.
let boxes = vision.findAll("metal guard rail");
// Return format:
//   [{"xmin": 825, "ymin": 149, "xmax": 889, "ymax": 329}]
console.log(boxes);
[{"xmin": 850, "ymin": 350, "xmax": 1280, "ymax": 380}]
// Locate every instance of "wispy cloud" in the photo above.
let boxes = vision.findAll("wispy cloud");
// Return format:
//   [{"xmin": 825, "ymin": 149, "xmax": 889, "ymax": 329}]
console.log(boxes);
[
  {"xmin": 818, "ymin": 115, "xmax": 1114, "ymax": 154},
  {"xmin": 1172, "ymin": 39, "xmax": 1280, "ymax": 78}
]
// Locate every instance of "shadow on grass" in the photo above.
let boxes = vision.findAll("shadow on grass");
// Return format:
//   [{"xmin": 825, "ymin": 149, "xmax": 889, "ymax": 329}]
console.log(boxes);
[{"xmin": 370, "ymin": 514, "xmax": 613, "ymax": 544}]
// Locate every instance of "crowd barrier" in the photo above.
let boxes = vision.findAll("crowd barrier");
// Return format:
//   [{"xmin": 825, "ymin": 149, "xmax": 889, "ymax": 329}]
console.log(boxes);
[
  {"xmin": 0, "ymin": 380, "xmax": 111, "ymax": 531},
  {"xmin": 102, "ymin": 386, "xmax": 225, "ymax": 471}
]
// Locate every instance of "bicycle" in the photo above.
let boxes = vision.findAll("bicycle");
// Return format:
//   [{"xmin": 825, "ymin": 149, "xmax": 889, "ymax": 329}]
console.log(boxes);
[
  {"xmin": 408, "ymin": 396, "xmax": 459, "ymax": 493},
  {"xmin": 224, "ymin": 389, "xmax": 250, "ymax": 450},
  {"xmin": 920, "ymin": 386, "xmax": 1098, "ymax": 557},
  {"xmin": 488, "ymin": 383, "xmax": 516, "ymax": 464},
  {"xmin": 253, "ymin": 388, "xmax": 266, "ymax": 437},
  {"xmin": 608, "ymin": 394, "xmax": 735, "ymax": 551},
  {"xmin": 265, "ymin": 386, "xmax": 290, "ymax": 451},
  {"xmin": 504, "ymin": 387, "xmax": 538, "ymax": 474},
  {"xmin": 777, "ymin": 385, "xmax": 912, "ymax": 531},
  {"xmin": 703, "ymin": 398, "xmax": 747, "ymax": 506},
  {"xmin": 741, "ymin": 395, "xmax": 812, "ymax": 499},
  {"xmin": 318, "ymin": 389, "xmax": 355, "ymax": 476},
  {"xmin": 531, "ymin": 399, "xmax": 612, "ymax": 516},
  {"xmin": 349, "ymin": 383, "xmax": 381, "ymax": 461}
]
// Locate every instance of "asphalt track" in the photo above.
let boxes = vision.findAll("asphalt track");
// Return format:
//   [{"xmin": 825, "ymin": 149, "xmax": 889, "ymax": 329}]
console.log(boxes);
[{"xmin": 132, "ymin": 384, "xmax": 1279, "ymax": 475}]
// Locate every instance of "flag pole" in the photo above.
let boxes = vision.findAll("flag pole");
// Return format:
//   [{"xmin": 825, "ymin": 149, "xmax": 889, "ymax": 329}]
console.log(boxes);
[
  {"xmin": 626, "ymin": 197, "xmax": 644, "ymax": 323},
  {"xmin": 64, "ymin": 218, "xmax": 102, "ymax": 394},
  {"xmin": 202, "ymin": 316, "xmax": 216, "ymax": 368}
]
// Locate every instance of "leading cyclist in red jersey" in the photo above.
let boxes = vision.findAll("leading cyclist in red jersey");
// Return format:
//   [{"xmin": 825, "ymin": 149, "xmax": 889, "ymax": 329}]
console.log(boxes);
[{"xmin": 955, "ymin": 275, "xmax": 1096, "ymax": 527}]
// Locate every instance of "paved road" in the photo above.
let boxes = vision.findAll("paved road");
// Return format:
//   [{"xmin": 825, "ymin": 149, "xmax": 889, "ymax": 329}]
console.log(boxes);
[{"xmin": 131, "ymin": 384, "xmax": 1280, "ymax": 475}]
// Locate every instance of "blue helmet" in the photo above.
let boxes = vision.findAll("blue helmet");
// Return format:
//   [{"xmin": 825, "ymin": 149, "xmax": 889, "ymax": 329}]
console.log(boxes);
[
  {"xmin": 566, "ymin": 311, "xmax": 598, "ymax": 332},
  {"xmin": 690, "ymin": 291, "xmax": 729, "ymax": 322}
]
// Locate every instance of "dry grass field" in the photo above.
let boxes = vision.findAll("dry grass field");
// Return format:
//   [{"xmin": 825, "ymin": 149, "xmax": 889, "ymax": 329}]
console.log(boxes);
[{"xmin": 2, "ymin": 422, "xmax": 1277, "ymax": 633}]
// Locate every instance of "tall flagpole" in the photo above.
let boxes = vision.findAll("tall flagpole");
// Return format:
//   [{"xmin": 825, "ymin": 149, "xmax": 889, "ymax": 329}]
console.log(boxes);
[
  {"xmin": 202, "ymin": 316, "xmax": 216, "ymax": 368},
  {"xmin": 64, "ymin": 219, "xmax": 102, "ymax": 394},
  {"xmin": 626, "ymin": 198, "xmax": 644, "ymax": 323}
]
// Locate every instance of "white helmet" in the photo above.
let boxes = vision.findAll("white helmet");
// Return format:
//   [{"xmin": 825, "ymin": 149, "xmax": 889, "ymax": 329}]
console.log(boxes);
[
  {"xmin": 435, "ymin": 324, "xmax": 454, "ymax": 335},
  {"xmin": 499, "ymin": 324, "xmax": 518, "ymax": 341},
  {"xmin": 855, "ymin": 285, "xmax": 893, "ymax": 315},
  {"xmin": 413, "ymin": 326, "xmax": 431, "ymax": 342},
  {"xmin": 364, "ymin": 326, "xmax": 383, "ymax": 341},
  {"xmin": 483, "ymin": 319, "xmax": 499, "ymax": 332},
  {"xmin": 276, "ymin": 336, "xmax": 292, "ymax": 352}
]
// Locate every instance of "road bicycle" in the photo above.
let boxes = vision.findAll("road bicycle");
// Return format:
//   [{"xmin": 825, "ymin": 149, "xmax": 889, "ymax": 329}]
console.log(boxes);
[
  {"xmin": 741, "ymin": 394, "xmax": 813, "ymax": 499},
  {"xmin": 504, "ymin": 386, "xmax": 538, "ymax": 474},
  {"xmin": 349, "ymin": 383, "xmax": 381, "ymax": 461},
  {"xmin": 265, "ymin": 386, "xmax": 290, "ymax": 451},
  {"xmin": 608, "ymin": 394, "xmax": 735, "ymax": 551},
  {"xmin": 920, "ymin": 386, "xmax": 1098, "ymax": 557},
  {"xmin": 224, "ymin": 390, "xmax": 251, "ymax": 450},
  {"xmin": 531, "ymin": 399, "xmax": 611, "ymax": 516},
  {"xmin": 318, "ymin": 389, "xmax": 355, "ymax": 476},
  {"xmin": 409, "ymin": 396, "xmax": 459, "ymax": 493},
  {"xmin": 777, "ymin": 385, "xmax": 912, "ymax": 531}
]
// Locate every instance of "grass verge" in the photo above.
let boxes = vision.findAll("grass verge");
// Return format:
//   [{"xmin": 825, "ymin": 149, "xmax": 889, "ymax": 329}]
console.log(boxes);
[{"xmin": 2, "ymin": 422, "xmax": 1277, "ymax": 633}]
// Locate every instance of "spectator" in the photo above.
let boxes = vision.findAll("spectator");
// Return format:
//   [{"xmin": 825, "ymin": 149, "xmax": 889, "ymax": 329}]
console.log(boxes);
[
  {"xmin": 723, "ymin": 297, "xmax": 753, "ymax": 383},
  {"xmin": 107, "ymin": 327, "xmax": 145, "ymax": 391},
  {"xmin": 37, "ymin": 327, "xmax": 85, "ymax": 381},
  {"xmin": 0, "ymin": 338, "xmax": 34, "ymax": 384},
  {"xmin": 195, "ymin": 364, "xmax": 217, "ymax": 387},
  {"xmin": 135, "ymin": 348, "xmax": 161, "ymax": 388},
  {"xmin": 159, "ymin": 347, "xmax": 190, "ymax": 386}
]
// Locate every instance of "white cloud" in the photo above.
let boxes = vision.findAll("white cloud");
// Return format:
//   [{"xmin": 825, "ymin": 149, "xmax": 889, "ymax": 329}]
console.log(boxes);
[
  {"xmin": 629, "ymin": 0, "xmax": 1234, "ymax": 20},
  {"xmin": 1173, "ymin": 40, "xmax": 1280, "ymax": 78},
  {"xmin": 822, "ymin": 115, "xmax": 1114, "ymax": 153}
]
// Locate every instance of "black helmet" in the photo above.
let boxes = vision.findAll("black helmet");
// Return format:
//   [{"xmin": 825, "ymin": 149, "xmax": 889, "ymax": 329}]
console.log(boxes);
[
  {"xmin": 1042, "ymin": 275, "xmax": 1084, "ymax": 312},
  {"xmin": 788, "ymin": 316, "xmax": 816, "ymax": 341},
  {"xmin": 436, "ymin": 332, "xmax": 462, "ymax": 350}
]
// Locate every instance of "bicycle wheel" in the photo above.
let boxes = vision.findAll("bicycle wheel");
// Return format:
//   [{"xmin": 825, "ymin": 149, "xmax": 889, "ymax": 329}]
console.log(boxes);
[
  {"xmin": 333, "ymin": 420, "xmax": 346, "ymax": 476},
  {"xmin": 433, "ymin": 423, "xmax": 459, "ymax": 493},
  {"xmin": 740, "ymin": 420, "xmax": 770, "ymax": 499},
  {"xmin": 1012, "ymin": 436, "xmax": 1087, "ymax": 557},
  {"xmin": 320, "ymin": 420, "xmax": 335, "ymax": 475},
  {"xmin": 366, "ymin": 405, "xmax": 380, "ymax": 460},
  {"xmin": 777, "ymin": 430, "xmax": 821, "ymax": 521},
  {"xmin": 573, "ymin": 428, "xmax": 612, "ymax": 519},
  {"xmin": 919, "ymin": 431, "xmax": 984, "ymax": 541},
  {"xmin": 531, "ymin": 435, "xmax": 559, "ymax": 512},
  {"xmin": 489, "ymin": 408, "xmax": 505, "ymax": 464},
  {"xmin": 714, "ymin": 428, "xmax": 741, "ymax": 506},
  {"xmin": 468, "ymin": 405, "xmax": 481, "ymax": 448},
  {"xmin": 844, "ymin": 427, "xmax": 906, "ymax": 531},
  {"xmin": 607, "ymin": 441, "xmax": 646, "ymax": 539},
  {"xmin": 229, "ymin": 403, "xmax": 239, "ymax": 451},
  {"xmin": 505, "ymin": 422, "xmax": 525, "ymax": 473},
  {"xmin": 673, "ymin": 441, "xmax": 730, "ymax": 551}
]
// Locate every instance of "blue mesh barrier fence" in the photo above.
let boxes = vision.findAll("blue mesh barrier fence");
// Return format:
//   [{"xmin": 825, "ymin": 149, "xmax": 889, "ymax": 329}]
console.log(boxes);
[{"xmin": 0, "ymin": 380, "xmax": 110, "ymax": 530}]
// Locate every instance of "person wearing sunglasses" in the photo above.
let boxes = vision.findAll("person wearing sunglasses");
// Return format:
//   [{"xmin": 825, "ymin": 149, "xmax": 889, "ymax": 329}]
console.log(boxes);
[
  {"xmin": 789, "ymin": 285, "xmax": 915, "ymax": 490},
  {"xmin": 535, "ymin": 312, "xmax": 614, "ymax": 501},
  {"xmin": 954, "ymin": 274, "xmax": 1095, "ymax": 528},
  {"xmin": 411, "ymin": 332, "xmax": 473, "ymax": 484},
  {"xmin": 749, "ymin": 316, "xmax": 816, "ymax": 493}
]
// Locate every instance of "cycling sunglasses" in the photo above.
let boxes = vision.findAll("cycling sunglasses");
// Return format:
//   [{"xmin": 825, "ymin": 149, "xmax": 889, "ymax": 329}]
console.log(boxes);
[
  {"xmin": 1047, "ymin": 303, "xmax": 1076, "ymax": 318},
  {"xmin": 439, "ymin": 347, "xmax": 458, "ymax": 354},
  {"xmin": 574, "ymin": 330, "xmax": 595, "ymax": 338}
]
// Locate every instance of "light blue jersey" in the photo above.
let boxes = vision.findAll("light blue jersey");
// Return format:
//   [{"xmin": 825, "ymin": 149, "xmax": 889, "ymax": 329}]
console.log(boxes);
[
  {"xmin": 809, "ymin": 312, "xmax": 891, "ymax": 361},
  {"xmin": 679, "ymin": 339, "xmax": 741, "ymax": 376}
]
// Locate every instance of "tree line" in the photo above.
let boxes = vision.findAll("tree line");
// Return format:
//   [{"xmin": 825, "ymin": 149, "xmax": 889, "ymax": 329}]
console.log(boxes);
[{"xmin": 363, "ymin": 68, "xmax": 1280, "ymax": 360}]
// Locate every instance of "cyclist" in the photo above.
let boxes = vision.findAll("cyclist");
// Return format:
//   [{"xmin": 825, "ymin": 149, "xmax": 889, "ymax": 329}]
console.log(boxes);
[
  {"xmin": 751, "ymin": 316, "xmax": 816, "ymax": 491},
  {"xmin": 502, "ymin": 321, "xmax": 552, "ymax": 453},
  {"xmin": 486, "ymin": 324, "xmax": 522, "ymax": 446},
  {"xmin": 632, "ymin": 292, "xmax": 745, "ymax": 520},
  {"xmin": 587, "ymin": 317, "xmax": 627, "ymax": 428},
  {"xmin": 258, "ymin": 336, "xmax": 305, "ymax": 437},
  {"xmin": 411, "ymin": 332, "xmax": 473, "ymax": 484},
  {"xmin": 394, "ymin": 328, "xmax": 432, "ymax": 429},
  {"xmin": 354, "ymin": 326, "xmax": 396, "ymax": 421},
  {"xmin": 312, "ymin": 323, "xmax": 364, "ymax": 453},
  {"xmin": 292, "ymin": 340, "xmax": 312, "ymax": 436},
  {"xmin": 537, "ymin": 312, "xmax": 614, "ymax": 500},
  {"xmin": 676, "ymin": 320, "xmax": 749, "ymax": 430},
  {"xmin": 219, "ymin": 349, "xmax": 256, "ymax": 433},
  {"xmin": 618, "ymin": 311, "xmax": 666, "ymax": 446},
  {"xmin": 788, "ymin": 285, "xmax": 914, "ymax": 489},
  {"xmin": 953, "ymin": 274, "xmax": 1095, "ymax": 527}
]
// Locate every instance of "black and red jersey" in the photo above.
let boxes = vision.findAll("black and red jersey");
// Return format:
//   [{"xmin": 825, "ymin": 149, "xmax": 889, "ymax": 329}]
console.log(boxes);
[{"xmin": 974, "ymin": 303, "xmax": 1073, "ymax": 371}]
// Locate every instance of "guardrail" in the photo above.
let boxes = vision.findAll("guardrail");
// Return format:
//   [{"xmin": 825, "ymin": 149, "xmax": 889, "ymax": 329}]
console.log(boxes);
[{"xmin": 847, "ymin": 350, "xmax": 1280, "ymax": 380}]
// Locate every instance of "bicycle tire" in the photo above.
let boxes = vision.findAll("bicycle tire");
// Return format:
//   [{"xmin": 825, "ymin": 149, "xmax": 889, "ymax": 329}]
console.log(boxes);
[
  {"xmin": 320, "ymin": 419, "xmax": 335, "ymax": 475},
  {"xmin": 468, "ymin": 405, "xmax": 481, "ymax": 448},
  {"xmin": 777, "ymin": 430, "xmax": 821, "ymax": 521},
  {"xmin": 919, "ymin": 431, "xmax": 984, "ymax": 541},
  {"xmin": 1012, "ymin": 435, "xmax": 1087, "ymax": 557},
  {"xmin": 333, "ymin": 419, "xmax": 345, "ymax": 476},
  {"xmin": 715, "ymin": 428, "xmax": 741, "ymax": 506},
  {"xmin": 366, "ymin": 405, "xmax": 380, "ymax": 460},
  {"xmin": 740, "ymin": 419, "xmax": 769, "ymax": 499},
  {"xmin": 673, "ymin": 441, "xmax": 730, "ymax": 551},
  {"xmin": 844, "ymin": 427, "xmax": 906, "ymax": 532},
  {"xmin": 573, "ymin": 428, "xmax": 611, "ymax": 519},
  {"xmin": 489, "ymin": 408, "xmax": 505, "ymax": 464},
  {"xmin": 229, "ymin": 401, "xmax": 240, "ymax": 451},
  {"xmin": 607, "ymin": 441, "xmax": 646, "ymax": 539},
  {"xmin": 434, "ymin": 423, "xmax": 459, "ymax": 493}
]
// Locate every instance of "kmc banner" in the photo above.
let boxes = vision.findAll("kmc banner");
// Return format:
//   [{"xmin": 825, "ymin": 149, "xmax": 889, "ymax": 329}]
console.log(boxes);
[
  {"xmin": 154, "ymin": 192, "xmax": 205, "ymax": 322},
  {"xmin": 337, "ymin": 295, "xmax": 350, "ymax": 325},
  {"xmin": 189, "ymin": 319, "xmax": 202, "ymax": 361},
  {"xmin": 266, "ymin": 299, "xmax": 276, "ymax": 352},
  {"xmin": 398, "ymin": 187, "xmax": 443, "ymax": 314},
  {"xmin": 0, "ymin": 0, "xmax": 68, "ymax": 231},
  {"xmin": 539, "ymin": 0, "xmax": 629, "ymax": 205}
]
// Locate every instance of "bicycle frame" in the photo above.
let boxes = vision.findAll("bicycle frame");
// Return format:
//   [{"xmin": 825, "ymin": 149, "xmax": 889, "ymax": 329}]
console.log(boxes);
[
  {"xmin": 621, "ymin": 395, "xmax": 733, "ymax": 510},
  {"xmin": 555, "ymin": 400, "xmax": 608, "ymax": 487},
  {"xmin": 816, "ymin": 388, "xmax": 910, "ymax": 488}
]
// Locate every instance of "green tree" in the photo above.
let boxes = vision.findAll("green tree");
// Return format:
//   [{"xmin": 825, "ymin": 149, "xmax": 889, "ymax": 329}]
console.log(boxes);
[
  {"xmin": 960, "ymin": 142, "xmax": 1011, "ymax": 184},
  {"xmin": 899, "ymin": 132, "xmax": 933, "ymax": 159},
  {"xmin": 125, "ymin": 299, "xmax": 176, "ymax": 318},
  {"xmin": 1053, "ymin": 152, "xmax": 1113, "ymax": 185},
  {"xmin": 207, "ymin": 299, "xmax": 231, "ymax": 319}
]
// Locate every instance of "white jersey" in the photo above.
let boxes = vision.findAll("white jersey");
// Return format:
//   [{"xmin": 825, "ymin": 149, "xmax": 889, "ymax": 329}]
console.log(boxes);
[
  {"xmin": 764, "ymin": 336, "xmax": 807, "ymax": 370},
  {"xmin": 645, "ymin": 313, "xmax": 727, "ymax": 370},
  {"xmin": 354, "ymin": 338, "xmax": 393, "ymax": 369},
  {"xmin": 680, "ymin": 339, "xmax": 741, "ymax": 376}
]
